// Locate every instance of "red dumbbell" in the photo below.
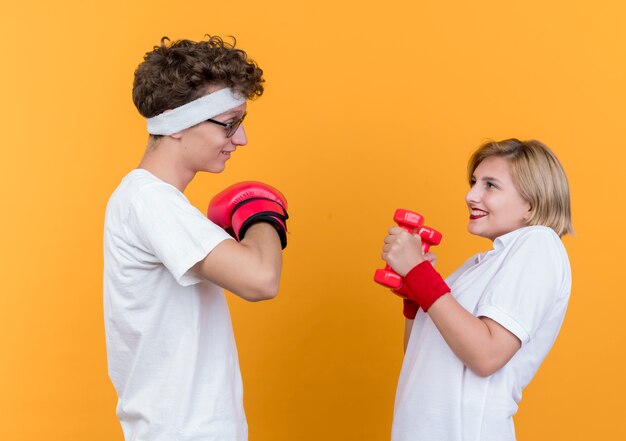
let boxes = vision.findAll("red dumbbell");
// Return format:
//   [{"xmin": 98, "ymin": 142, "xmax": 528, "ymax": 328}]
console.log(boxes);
[
  {"xmin": 417, "ymin": 225, "xmax": 443, "ymax": 253},
  {"xmin": 374, "ymin": 208, "xmax": 442, "ymax": 290},
  {"xmin": 392, "ymin": 225, "xmax": 443, "ymax": 297},
  {"xmin": 374, "ymin": 209, "xmax": 424, "ymax": 289}
]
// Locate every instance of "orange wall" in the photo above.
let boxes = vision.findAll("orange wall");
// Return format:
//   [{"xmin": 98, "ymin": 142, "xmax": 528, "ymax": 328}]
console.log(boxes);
[{"xmin": 1, "ymin": 1, "xmax": 624, "ymax": 439}]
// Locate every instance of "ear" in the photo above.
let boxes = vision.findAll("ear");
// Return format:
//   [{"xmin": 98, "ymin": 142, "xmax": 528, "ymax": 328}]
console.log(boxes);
[{"xmin": 523, "ymin": 203, "xmax": 532, "ymax": 221}]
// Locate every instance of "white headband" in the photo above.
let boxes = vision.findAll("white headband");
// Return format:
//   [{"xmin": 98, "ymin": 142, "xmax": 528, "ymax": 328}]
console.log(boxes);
[{"xmin": 146, "ymin": 88, "xmax": 246, "ymax": 135}]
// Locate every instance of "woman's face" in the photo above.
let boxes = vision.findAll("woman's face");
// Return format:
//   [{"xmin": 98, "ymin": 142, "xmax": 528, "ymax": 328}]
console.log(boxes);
[{"xmin": 465, "ymin": 156, "xmax": 531, "ymax": 241}]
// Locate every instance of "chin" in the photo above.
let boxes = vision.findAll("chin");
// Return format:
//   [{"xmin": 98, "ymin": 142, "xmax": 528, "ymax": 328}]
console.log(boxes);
[
  {"xmin": 468, "ymin": 226, "xmax": 489, "ymax": 240},
  {"xmin": 467, "ymin": 224, "xmax": 480, "ymax": 236},
  {"xmin": 205, "ymin": 163, "xmax": 227, "ymax": 173}
]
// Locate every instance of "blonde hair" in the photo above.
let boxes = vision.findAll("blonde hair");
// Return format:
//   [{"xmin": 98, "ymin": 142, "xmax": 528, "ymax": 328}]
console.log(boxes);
[{"xmin": 467, "ymin": 139, "xmax": 573, "ymax": 237}]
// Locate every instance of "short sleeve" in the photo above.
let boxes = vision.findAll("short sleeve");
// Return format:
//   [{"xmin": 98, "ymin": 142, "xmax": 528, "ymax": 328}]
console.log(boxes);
[
  {"xmin": 476, "ymin": 229, "xmax": 569, "ymax": 345},
  {"xmin": 128, "ymin": 182, "xmax": 233, "ymax": 286}
]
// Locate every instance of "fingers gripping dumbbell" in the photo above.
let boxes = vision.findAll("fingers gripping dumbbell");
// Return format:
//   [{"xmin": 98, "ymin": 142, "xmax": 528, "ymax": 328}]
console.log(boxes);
[
  {"xmin": 374, "ymin": 208, "xmax": 442, "ymax": 292},
  {"xmin": 391, "ymin": 225, "xmax": 443, "ymax": 297},
  {"xmin": 374, "ymin": 209, "xmax": 424, "ymax": 289}
]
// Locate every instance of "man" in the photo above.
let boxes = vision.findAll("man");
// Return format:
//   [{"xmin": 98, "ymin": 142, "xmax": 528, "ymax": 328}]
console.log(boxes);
[{"xmin": 103, "ymin": 36, "xmax": 287, "ymax": 440}]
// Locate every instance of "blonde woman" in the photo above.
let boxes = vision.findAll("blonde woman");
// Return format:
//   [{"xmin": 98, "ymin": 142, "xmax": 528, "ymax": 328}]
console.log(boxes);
[{"xmin": 381, "ymin": 139, "xmax": 572, "ymax": 441}]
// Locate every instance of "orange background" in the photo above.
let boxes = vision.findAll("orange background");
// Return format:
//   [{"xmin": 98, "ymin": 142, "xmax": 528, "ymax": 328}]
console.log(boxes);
[{"xmin": 1, "ymin": 1, "xmax": 625, "ymax": 439}]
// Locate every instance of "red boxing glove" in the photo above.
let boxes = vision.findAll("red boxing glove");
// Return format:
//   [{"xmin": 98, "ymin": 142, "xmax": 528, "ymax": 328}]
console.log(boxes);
[
  {"xmin": 207, "ymin": 181, "xmax": 289, "ymax": 249},
  {"xmin": 402, "ymin": 261, "xmax": 451, "ymax": 312}
]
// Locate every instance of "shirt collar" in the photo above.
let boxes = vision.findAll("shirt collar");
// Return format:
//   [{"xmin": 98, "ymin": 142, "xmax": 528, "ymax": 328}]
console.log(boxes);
[
  {"xmin": 493, "ymin": 228, "xmax": 524, "ymax": 250},
  {"xmin": 476, "ymin": 227, "xmax": 528, "ymax": 262}
]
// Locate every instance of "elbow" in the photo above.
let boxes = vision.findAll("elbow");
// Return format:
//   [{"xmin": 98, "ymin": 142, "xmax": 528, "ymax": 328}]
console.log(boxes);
[
  {"xmin": 247, "ymin": 287, "xmax": 278, "ymax": 302},
  {"xmin": 244, "ymin": 269, "xmax": 280, "ymax": 302},
  {"xmin": 467, "ymin": 358, "xmax": 505, "ymax": 378},
  {"xmin": 469, "ymin": 364, "xmax": 496, "ymax": 378}
]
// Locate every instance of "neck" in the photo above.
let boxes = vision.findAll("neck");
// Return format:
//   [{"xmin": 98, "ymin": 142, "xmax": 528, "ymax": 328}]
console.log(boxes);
[{"xmin": 137, "ymin": 137, "xmax": 195, "ymax": 192}]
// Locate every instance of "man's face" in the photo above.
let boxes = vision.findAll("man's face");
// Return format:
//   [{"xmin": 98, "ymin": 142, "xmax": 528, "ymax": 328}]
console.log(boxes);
[{"xmin": 176, "ymin": 92, "xmax": 248, "ymax": 174}]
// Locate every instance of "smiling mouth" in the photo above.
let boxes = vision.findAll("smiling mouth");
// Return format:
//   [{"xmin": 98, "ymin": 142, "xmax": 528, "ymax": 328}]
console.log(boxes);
[{"xmin": 469, "ymin": 209, "xmax": 488, "ymax": 220}]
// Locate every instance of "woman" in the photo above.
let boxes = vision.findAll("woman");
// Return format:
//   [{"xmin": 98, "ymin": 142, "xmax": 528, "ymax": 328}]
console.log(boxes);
[{"xmin": 381, "ymin": 139, "xmax": 572, "ymax": 441}]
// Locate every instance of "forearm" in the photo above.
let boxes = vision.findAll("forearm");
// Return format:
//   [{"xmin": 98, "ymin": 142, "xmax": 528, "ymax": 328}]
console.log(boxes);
[
  {"xmin": 239, "ymin": 223, "xmax": 283, "ymax": 289},
  {"xmin": 427, "ymin": 294, "xmax": 520, "ymax": 377},
  {"xmin": 404, "ymin": 319, "xmax": 413, "ymax": 353},
  {"xmin": 194, "ymin": 223, "xmax": 282, "ymax": 301},
  {"xmin": 227, "ymin": 223, "xmax": 282, "ymax": 300}
]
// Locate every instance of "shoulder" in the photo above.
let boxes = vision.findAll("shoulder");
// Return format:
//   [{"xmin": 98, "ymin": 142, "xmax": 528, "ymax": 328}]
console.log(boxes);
[
  {"xmin": 123, "ymin": 170, "xmax": 189, "ymax": 210},
  {"xmin": 499, "ymin": 226, "xmax": 571, "ymax": 283},
  {"xmin": 110, "ymin": 170, "xmax": 197, "ymax": 234},
  {"xmin": 502, "ymin": 226, "xmax": 565, "ymax": 256},
  {"xmin": 109, "ymin": 169, "xmax": 181, "ymax": 204}
]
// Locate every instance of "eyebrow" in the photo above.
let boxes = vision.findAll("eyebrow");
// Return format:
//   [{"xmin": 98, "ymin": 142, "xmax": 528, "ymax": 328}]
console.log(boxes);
[
  {"xmin": 481, "ymin": 176, "xmax": 502, "ymax": 182},
  {"xmin": 472, "ymin": 175, "xmax": 503, "ymax": 184},
  {"xmin": 218, "ymin": 109, "xmax": 244, "ymax": 119}
]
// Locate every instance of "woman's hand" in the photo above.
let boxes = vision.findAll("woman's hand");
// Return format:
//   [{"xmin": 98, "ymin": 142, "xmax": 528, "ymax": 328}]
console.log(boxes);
[
  {"xmin": 381, "ymin": 226, "xmax": 426, "ymax": 276},
  {"xmin": 423, "ymin": 251, "xmax": 437, "ymax": 267}
]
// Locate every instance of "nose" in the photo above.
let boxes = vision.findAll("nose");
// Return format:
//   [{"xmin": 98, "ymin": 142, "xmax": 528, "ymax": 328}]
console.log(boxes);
[
  {"xmin": 230, "ymin": 125, "xmax": 247, "ymax": 147},
  {"xmin": 466, "ymin": 183, "xmax": 480, "ymax": 205}
]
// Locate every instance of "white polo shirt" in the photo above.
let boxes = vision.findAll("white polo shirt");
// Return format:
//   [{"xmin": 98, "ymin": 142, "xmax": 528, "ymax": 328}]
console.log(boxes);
[
  {"xmin": 392, "ymin": 226, "xmax": 571, "ymax": 441},
  {"xmin": 104, "ymin": 169, "xmax": 247, "ymax": 440}
]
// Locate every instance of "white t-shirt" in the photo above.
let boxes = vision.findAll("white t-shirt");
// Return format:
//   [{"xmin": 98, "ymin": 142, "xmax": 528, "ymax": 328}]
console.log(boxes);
[
  {"xmin": 392, "ymin": 226, "xmax": 571, "ymax": 441},
  {"xmin": 103, "ymin": 169, "xmax": 247, "ymax": 441}
]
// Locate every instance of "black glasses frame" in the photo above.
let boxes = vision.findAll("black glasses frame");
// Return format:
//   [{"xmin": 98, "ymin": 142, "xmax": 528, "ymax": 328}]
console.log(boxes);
[{"xmin": 205, "ymin": 112, "xmax": 247, "ymax": 138}]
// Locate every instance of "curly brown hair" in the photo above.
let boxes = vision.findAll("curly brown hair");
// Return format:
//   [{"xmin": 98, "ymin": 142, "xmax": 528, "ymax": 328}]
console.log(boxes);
[{"xmin": 132, "ymin": 35, "xmax": 264, "ymax": 118}]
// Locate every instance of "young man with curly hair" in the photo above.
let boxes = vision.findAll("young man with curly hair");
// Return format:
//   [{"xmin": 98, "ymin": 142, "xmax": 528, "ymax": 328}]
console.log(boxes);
[{"xmin": 103, "ymin": 36, "xmax": 288, "ymax": 440}]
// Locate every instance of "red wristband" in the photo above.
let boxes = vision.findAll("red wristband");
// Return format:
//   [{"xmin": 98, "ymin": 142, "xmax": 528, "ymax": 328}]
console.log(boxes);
[
  {"xmin": 395, "ymin": 285, "xmax": 420, "ymax": 319},
  {"xmin": 403, "ymin": 299, "xmax": 419, "ymax": 319},
  {"xmin": 403, "ymin": 261, "xmax": 451, "ymax": 312}
]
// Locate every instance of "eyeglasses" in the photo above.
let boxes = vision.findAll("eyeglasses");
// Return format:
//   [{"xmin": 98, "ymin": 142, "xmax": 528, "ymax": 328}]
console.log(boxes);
[{"xmin": 205, "ymin": 112, "xmax": 247, "ymax": 138}]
